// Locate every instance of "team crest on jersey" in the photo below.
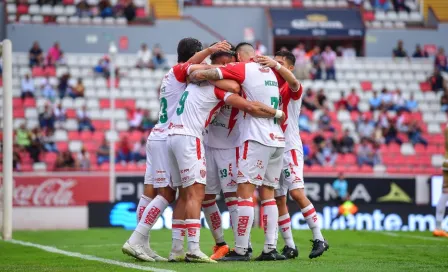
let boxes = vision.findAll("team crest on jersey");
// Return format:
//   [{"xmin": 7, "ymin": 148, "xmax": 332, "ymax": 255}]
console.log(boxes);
[
  {"xmin": 269, "ymin": 133, "xmax": 275, "ymax": 140},
  {"xmin": 200, "ymin": 169, "xmax": 206, "ymax": 178},
  {"xmin": 256, "ymin": 160, "xmax": 264, "ymax": 169}
]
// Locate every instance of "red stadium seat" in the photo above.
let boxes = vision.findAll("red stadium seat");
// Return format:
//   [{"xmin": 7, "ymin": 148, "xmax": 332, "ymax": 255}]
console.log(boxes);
[
  {"xmin": 84, "ymin": 141, "xmax": 97, "ymax": 152},
  {"xmin": 23, "ymin": 98, "xmax": 36, "ymax": 107},
  {"xmin": 292, "ymin": 0, "xmax": 303, "ymax": 8},
  {"xmin": 68, "ymin": 131, "xmax": 81, "ymax": 141},
  {"xmin": 361, "ymin": 81, "xmax": 372, "ymax": 91},
  {"xmin": 56, "ymin": 142, "xmax": 68, "ymax": 151},
  {"xmin": 363, "ymin": 11, "xmax": 375, "ymax": 22},
  {"xmin": 63, "ymin": 0, "xmax": 75, "ymax": 4},
  {"xmin": 127, "ymin": 163, "xmax": 138, "ymax": 172},
  {"xmin": 202, "ymin": 0, "xmax": 213, "ymax": 5},
  {"xmin": 100, "ymin": 163, "xmax": 110, "ymax": 171},
  {"xmin": 92, "ymin": 131, "xmax": 105, "ymax": 142},
  {"xmin": 32, "ymin": 67, "xmax": 45, "ymax": 77},
  {"xmin": 419, "ymin": 82, "xmax": 431, "ymax": 92},
  {"xmin": 66, "ymin": 109, "xmax": 77, "ymax": 118},
  {"xmin": 22, "ymin": 164, "xmax": 33, "ymax": 172},
  {"xmin": 136, "ymin": 8, "xmax": 146, "ymax": 18},
  {"xmin": 13, "ymin": 109, "xmax": 25, "ymax": 118},
  {"xmin": 17, "ymin": 5, "xmax": 29, "ymax": 15},
  {"xmin": 45, "ymin": 66, "xmax": 56, "ymax": 76},
  {"xmin": 116, "ymin": 164, "xmax": 127, "ymax": 172}
]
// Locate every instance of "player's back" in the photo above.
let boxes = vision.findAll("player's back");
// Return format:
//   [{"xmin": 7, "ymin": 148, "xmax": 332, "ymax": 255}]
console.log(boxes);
[
  {"xmin": 280, "ymin": 83, "xmax": 304, "ymax": 152},
  {"xmin": 149, "ymin": 63, "xmax": 191, "ymax": 141},
  {"xmin": 205, "ymin": 105, "xmax": 241, "ymax": 149}
]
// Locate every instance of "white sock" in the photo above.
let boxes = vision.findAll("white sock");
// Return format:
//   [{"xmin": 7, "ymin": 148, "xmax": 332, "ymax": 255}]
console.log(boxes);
[
  {"xmin": 136, "ymin": 195, "xmax": 152, "ymax": 222},
  {"xmin": 278, "ymin": 213, "xmax": 295, "ymax": 248},
  {"xmin": 186, "ymin": 219, "xmax": 201, "ymax": 253},
  {"xmin": 436, "ymin": 193, "xmax": 448, "ymax": 229},
  {"xmin": 302, "ymin": 204, "xmax": 324, "ymax": 241},
  {"xmin": 261, "ymin": 199, "xmax": 278, "ymax": 253},
  {"xmin": 202, "ymin": 199, "xmax": 225, "ymax": 244},
  {"xmin": 225, "ymin": 197, "xmax": 238, "ymax": 238},
  {"xmin": 135, "ymin": 195, "xmax": 169, "ymax": 235},
  {"xmin": 171, "ymin": 219, "xmax": 186, "ymax": 252},
  {"xmin": 235, "ymin": 197, "xmax": 254, "ymax": 255}
]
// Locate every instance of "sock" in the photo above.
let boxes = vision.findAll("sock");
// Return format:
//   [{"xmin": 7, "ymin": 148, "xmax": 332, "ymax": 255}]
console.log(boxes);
[
  {"xmin": 136, "ymin": 195, "xmax": 152, "ymax": 222},
  {"xmin": 436, "ymin": 193, "xmax": 448, "ymax": 229},
  {"xmin": 172, "ymin": 219, "xmax": 186, "ymax": 252},
  {"xmin": 261, "ymin": 199, "xmax": 279, "ymax": 253},
  {"xmin": 302, "ymin": 204, "xmax": 324, "ymax": 241},
  {"xmin": 278, "ymin": 214, "xmax": 295, "ymax": 248},
  {"xmin": 202, "ymin": 199, "xmax": 225, "ymax": 244},
  {"xmin": 225, "ymin": 197, "xmax": 238, "ymax": 238},
  {"xmin": 186, "ymin": 219, "xmax": 201, "ymax": 253},
  {"xmin": 135, "ymin": 195, "xmax": 169, "ymax": 235},
  {"xmin": 235, "ymin": 197, "xmax": 254, "ymax": 255}
]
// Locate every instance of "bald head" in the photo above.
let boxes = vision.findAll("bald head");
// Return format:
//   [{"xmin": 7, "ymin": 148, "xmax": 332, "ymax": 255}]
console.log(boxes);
[{"xmin": 235, "ymin": 42, "xmax": 255, "ymax": 63}]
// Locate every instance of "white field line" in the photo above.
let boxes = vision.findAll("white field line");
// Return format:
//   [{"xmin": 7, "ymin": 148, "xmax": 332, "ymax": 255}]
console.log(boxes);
[
  {"xmin": 380, "ymin": 232, "xmax": 448, "ymax": 242},
  {"xmin": 5, "ymin": 239, "xmax": 176, "ymax": 272}
]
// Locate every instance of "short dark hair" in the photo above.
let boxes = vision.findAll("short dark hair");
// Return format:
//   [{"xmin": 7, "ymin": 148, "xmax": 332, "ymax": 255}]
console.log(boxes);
[
  {"xmin": 235, "ymin": 42, "xmax": 253, "ymax": 53},
  {"xmin": 210, "ymin": 43, "xmax": 236, "ymax": 62},
  {"xmin": 274, "ymin": 50, "xmax": 296, "ymax": 66},
  {"xmin": 177, "ymin": 37, "xmax": 203, "ymax": 63}
]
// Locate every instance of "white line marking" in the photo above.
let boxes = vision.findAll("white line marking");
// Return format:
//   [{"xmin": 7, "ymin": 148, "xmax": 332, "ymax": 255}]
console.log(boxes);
[
  {"xmin": 5, "ymin": 239, "xmax": 175, "ymax": 272},
  {"xmin": 380, "ymin": 232, "xmax": 447, "ymax": 242}
]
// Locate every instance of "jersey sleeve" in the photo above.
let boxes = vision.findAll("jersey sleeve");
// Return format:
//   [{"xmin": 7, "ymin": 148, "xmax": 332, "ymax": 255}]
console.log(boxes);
[
  {"xmin": 272, "ymin": 69, "xmax": 286, "ymax": 88},
  {"xmin": 290, "ymin": 83, "xmax": 303, "ymax": 101},
  {"xmin": 173, "ymin": 62, "xmax": 192, "ymax": 83},
  {"xmin": 214, "ymin": 87, "xmax": 232, "ymax": 101},
  {"xmin": 216, "ymin": 62, "xmax": 246, "ymax": 84}
]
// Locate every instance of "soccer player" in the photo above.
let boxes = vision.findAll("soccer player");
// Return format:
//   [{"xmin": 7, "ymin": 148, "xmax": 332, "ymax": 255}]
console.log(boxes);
[
  {"xmin": 257, "ymin": 51, "xmax": 329, "ymax": 259},
  {"xmin": 167, "ymin": 46, "xmax": 285, "ymax": 262},
  {"xmin": 434, "ymin": 126, "xmax": 448, "ymax": 237},
  {"xmin": 122, "ymin": 38, "xmax": 231, "ymax": 262},
  {"xmin": 190, "ymin": 43, "xmax": 287, "ymax": 261}
]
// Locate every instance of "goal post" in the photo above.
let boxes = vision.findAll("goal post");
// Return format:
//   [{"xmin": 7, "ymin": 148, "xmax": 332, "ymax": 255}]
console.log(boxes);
[{"xmin": 2, "ymin": 39, "xmax": 13, "ymax": 240}]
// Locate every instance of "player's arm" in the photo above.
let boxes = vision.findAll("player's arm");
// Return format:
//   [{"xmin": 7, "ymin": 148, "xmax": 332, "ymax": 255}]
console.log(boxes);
[
  {"xmin": 190, "ymin": 62, "xmax": 246, "ymax": 83},
  {"xmin": 187, "ymin": 41, "xmax": 231, "ymax": 64},
  {"xmin": 225, "ymin": 94, "xmax": 285, "ymax": 122},
  {"xmin": 209, "ymin": 79, "xmax": 240, "ymax": 94},
  {"xmin": 256, "ymin": 55, "xmax": 301, "ymax": 91},
  {"xmin": 189, "ymin": 68, "xmax": 221, "ymax": 82}
]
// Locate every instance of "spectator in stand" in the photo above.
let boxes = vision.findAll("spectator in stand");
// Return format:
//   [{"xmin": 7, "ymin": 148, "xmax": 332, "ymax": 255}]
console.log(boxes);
[
  {"xmin": 318, "ymin": 107, "xmax": 335, "ymax": 132},
  {"xmin": 384, "ymin": 122, "xmax": 403, "ymax": 145},
  {"xmin": 255, "ymin": 40, "xmax": 267, "ymax": 55},
  {"xmin": 299, "ymin": 113, "xmax": 311, "ymax": 133},
  {"xmin": 76, "ymin": 0, "xmax": 92, "ymax": 17},
  {"xmin": 41, "ymin": 75, "xmax": 56, "ymax": 102},
  {"xmin": 70, "ymin": 78, "xmax": 85, "ymax": 98},
  {"xmin": 21, "ymin": 74, "xmax": 35, "ymax": 101},
  {"xmin": 141, "ymin": 110, "xmax": 156, "ymax": 131},
  {"xmin": 77, "ymin": 106, "xmax": 95, "ymax": 132},
  {"xmin": 43, "ymin": 128, "xmax": 58, "ymax": 153},
  {"xmin": 313, "ymin": 132, "xmax": 326, "ymax": 149},
  {"xmin": 429, "ymin": 68, "xmax": 446, "ymax": 92},
  {"xmin": 393, "ymin": 40, "xmax": 408, "ymax": 58},
  {"xmin": 392, "ymin": 89, "xmax": 407, "ymax": 111},
  {"xmin": 117, "ymin": 136, "xmax": 131, "ymax": 163},
  {"xmin": 28, "ymin": 128, "xmax": 43, "ymax": 163},
  {"xmin": 321, "ymin": 45, "xmax": 337, "ymax": 80},
  {"xmin": 316, "ymin": 141, "xmax": 337, "ymax": 167},
  {"xmin": 392, "ymin": 0, "xmax": 410, "ymax": 13},
  {"xmin": 128, "ymin": 108, "xmax": 144, "ymax": 131},
  {"xmin": 357, "ymin": 139, "xmax": 381, "ymax": 167},
  {"xmin": 435, "ymin": 47, "xmax": 448, "ymax": 72},
  {"xmin": 58, "ymin": 51, "xmax": 67, "ymax": 66},
  {"xmin": 406, "ymin": 93, "xmax": 418, "ymax": 112},
  {"xmin": 407, "ymin": 121, "xmax": 428, "ymax": 147},
  {"xmin": 13, "ymin": 144, "xmax": 22, "ymax": 171},
  {"xmin": 342, "ymin": 43, "xmax": 356, "ymax": 59},
  {"xmin": 332, "ymin": 173, "xmax": 349, "ymax": 203},
  {"xmin": 347, "ymin": 88, "xmax": 360, "ymax": 111},
  {"xmin": 39, "ymin": 104, "xmax": 55, "ymax": 130},
  {"xmin": 310, "ymin": 45, "xmax": 322, "ymax": 80},
  {"xmin": 375, "ymin": 0, "xmax": 390, "ymax": 11},
  {"xmin": 16, "ymin": 124, "xmax": 31, "ymax": 152},
  {"xmin": 316, "ymin": 88, "xmax": 327, "ymax": 109},
  {"xmin": 123, "ymin": 0, "xmax": 137, "ymax": 22},
  {"xmin": 53, "ymin": 103, "xmax": 67, "ymax": 128},
  {"xmin": 29, "ymin": 41, "xmax": 44, "ymax": 67},
  {"xmin": 132, "ymin": 137, "xmax": 146, "ymax": 162},
  {"xmin": 340, "ymin": 129, "xmax": 355, "ymax": 154},
  {"xmin": 331, "ymin": 133, "xmax": 341, "ymax": 153},
  {"xmin": 396, "ymin": 110, "xmax": 410, "ymax": 133},
  {"xmin": 373, "ymin": 123, "xmax": 384, "ymax": 144},
  {"xmin": 335, "ymin": 91, "xmax": 348, "ymax": 111},
  {"xmin": 380, "ymin": 88, "xmax": 393, "ymax": 110},
  {"xmin": 152, "ymin": 45, "xmax": 168, "ymax": 69},
  {"xmin": 369, "ymin": 90, "xmax": 382, "ymax": 111},
  {"xmin": 441, "ymin": 90, "xmax": 448, "ymax": 112},
  {"xmin": 136, "ymin": 43, "xmax": 153, "ymax": 69},
  {"xmin": 97, "ymin": 137, "xmax": 109, "ymax": 165},
  {"xmin": 302, "ymin": 141, "xmax": 313, "ymax": 166},
  {"xmin": 99, "ymin": 0, "xmax": 114, "ymax": 17},
  {"xmin": 378, "ymin": 108, "xmax": 390, "ymax": 129},
  {"xmin": 77, "ymin": 147, "xmax": 91, "ymax": 170},
  {"xmin": 292, "ymin": 43, "xmax": 308, "ymax": 80},
  {"xmin": 47, "ymin": 42, "xmax": 62, "ymax": 66},
  {"xmin": 357, "ymin": 116, "xmax": 375, "ymax": 142},
  {"xmin": 412, "ymin": 44, "xmax": 429, "ymax": 58},
  {"xmin": 302, "ymin": 88, "xmax": 317, "ymax": 111},
  {"xmin": 55, "ymin": 151, "xmax": 76, "ymax": 170},
  {"xmin": 58, "ymin": 73, "xmax": 71, "ymax": 99}
]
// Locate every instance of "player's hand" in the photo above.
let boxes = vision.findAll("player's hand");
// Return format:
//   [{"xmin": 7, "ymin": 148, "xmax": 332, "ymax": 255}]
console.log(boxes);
[
  {"xmin": 256, "ymin": 55, "xmax": 277, "ymax": 68},
  {"xmin": 208, "ymin": 40, "xmax": 231, "ymax": 54},
  {"xmin": 278, "ymin": 111, "xmax": 286, "ymax": 124}
]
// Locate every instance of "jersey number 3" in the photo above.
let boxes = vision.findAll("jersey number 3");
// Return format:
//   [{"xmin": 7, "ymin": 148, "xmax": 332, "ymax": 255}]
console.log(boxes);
[
  {"xmin": 159, "ymin": 97, "xmax": 168, "ymax": 123},
  {"xmin": 176, "ymin": 91, "xmax": 189, "ymax": 115}
]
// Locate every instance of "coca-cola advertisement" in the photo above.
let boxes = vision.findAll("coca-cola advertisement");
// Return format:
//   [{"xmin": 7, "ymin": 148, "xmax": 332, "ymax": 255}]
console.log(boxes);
[{"xmin": 0, "ymin": 175, "xmax": 109, "ymax": 207}]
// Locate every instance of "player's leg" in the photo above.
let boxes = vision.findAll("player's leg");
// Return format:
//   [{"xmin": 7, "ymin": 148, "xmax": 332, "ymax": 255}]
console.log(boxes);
[
  {"xmin": 136, "ymin": 140, "xmax": 157, "ymax": 222},
  {"xmin": 275, "ymin": 188, "xmax": 298, "ymax": 259},
  {"xmin": 255, "ymin": 146, "xmax": 285, "ymax": 261},
  {"xmin": 434, "ymin": 172, "xmax": 448, "ymax": 237}
]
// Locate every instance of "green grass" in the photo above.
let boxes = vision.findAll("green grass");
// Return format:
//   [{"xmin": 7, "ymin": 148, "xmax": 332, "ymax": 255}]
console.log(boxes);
[{"xmin": 1, "ymin": 228, "xmax": 448, "ymax": 272}]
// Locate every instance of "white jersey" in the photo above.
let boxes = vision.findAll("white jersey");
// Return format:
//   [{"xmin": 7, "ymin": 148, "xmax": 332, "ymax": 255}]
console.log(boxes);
[
  {"xmin": 205, "ymin": 105, "xmax": 242, "ymax": 149},
  {"xmin": 168, "ymin": 81, "xmax": 232, "ymax": 141},
  {"xmin": 148, "ymin": 62, "xmax": 192, "ymax": 141},
  {"xmin": 280, "ymin": 83, "xmax": 304, "ymax": 152},
  {"xmin": 216, "ymin": 61, "xmax": 285, "ymax": 147}
]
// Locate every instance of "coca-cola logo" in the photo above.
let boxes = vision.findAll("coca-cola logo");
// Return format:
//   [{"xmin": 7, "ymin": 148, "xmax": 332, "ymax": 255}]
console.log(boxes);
[{"xmin": 2, "ymin": 178, "xmax": 77, "ymax": 206}]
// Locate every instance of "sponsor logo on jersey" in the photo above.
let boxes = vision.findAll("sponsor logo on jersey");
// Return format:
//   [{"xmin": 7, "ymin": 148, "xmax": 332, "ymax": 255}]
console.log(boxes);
[
  {"xmin": 200, "ymin": 169, "xmax": 207, "ymax": 178},
  {"xmin": 144, "ymin": 206, "xmax": 161, "ymax": 225},
  {"xmin": 152, "ymin": 128, "xmax": 165, "ymax": 132},
  {"xmin": 237, "ymin": 216, "xmax": 250, "ymax": 236},
  {"xmin": 180, "ymin": 168, "xmax": 190, "ymax": 174},
  {"xmin": 156, "ymin": 170, "xmax": 166, "ymax": 174},
  {"xmin": 256, "ymin": 160, "xmax": 264, "ymax": 169},
  {"xmin": 155, "ymin": 177, "xmax": 166, "ymax": 183},
  {"xmin": 168, "ymin": 123, "xmax": 184, "ymax": 129},
  {"xmin": 269, "ymin": 133, "xmax": 285, "ymax": 142},
  {"xmin": 237, "ymin": 170, "xmax": 245, "ymax": 178},
  {"xmin": 264, "ymin": 80, "xmax": 278, "ymax": 87},
  {"xmin": 259, "ymin": 67, "xmax": 271, "ymax": 73},
  {"xmin": 227, "ymin": 180, "xmax": 237, "ymax": 187}
]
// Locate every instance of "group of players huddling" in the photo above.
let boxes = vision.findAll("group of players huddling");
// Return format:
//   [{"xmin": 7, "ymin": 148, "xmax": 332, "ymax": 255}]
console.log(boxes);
[{"xmin": 122, "ymin": 38, "xmax": 329, "ymax": 263}]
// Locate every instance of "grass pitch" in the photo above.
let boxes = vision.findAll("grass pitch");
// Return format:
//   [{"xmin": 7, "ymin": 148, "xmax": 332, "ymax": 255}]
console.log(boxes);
[{"xmin": 1, "ymin": 228, "xmax": 447, "ymax": 272}]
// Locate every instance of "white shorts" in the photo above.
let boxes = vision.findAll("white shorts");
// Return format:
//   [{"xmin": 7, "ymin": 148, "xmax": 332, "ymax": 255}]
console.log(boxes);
[
  {"xmin": 205, "ymin": 146, "xmax": 239, "ymax": 195},
  {"xmin": 144, "ymin": 140, "xmax": 171, "ymax": 188},
  {"xmin": 275, "ymin": 149, "xmax": 305, "ymax": 197},
  {"xmin": 167, "ymin": 134, "xmax": 207, "ymax": 188},
  {"xmin": 237, "ymin": 140, "xmax": 284, "ymax": 189}
]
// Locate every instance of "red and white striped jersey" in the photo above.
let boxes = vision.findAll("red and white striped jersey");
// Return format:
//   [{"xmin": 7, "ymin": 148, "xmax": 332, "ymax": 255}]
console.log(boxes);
[
  {"xmin": 168, "ymin": 81, "xmax": 232, "ymax": 141},
  {"xmin": 280, "ymin": 83, "xmax": 304, "ymax": 152},
  {"xmin": 216, "ymin": 61, "xmax": 285, "ymax": 148},
  {"xmin": 204, "ymin": 105, "xmax": 242, "ymax": 149},
  {"xmin": 148, "ymin": 62, "xmax": 192, "ymax": 141}
]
